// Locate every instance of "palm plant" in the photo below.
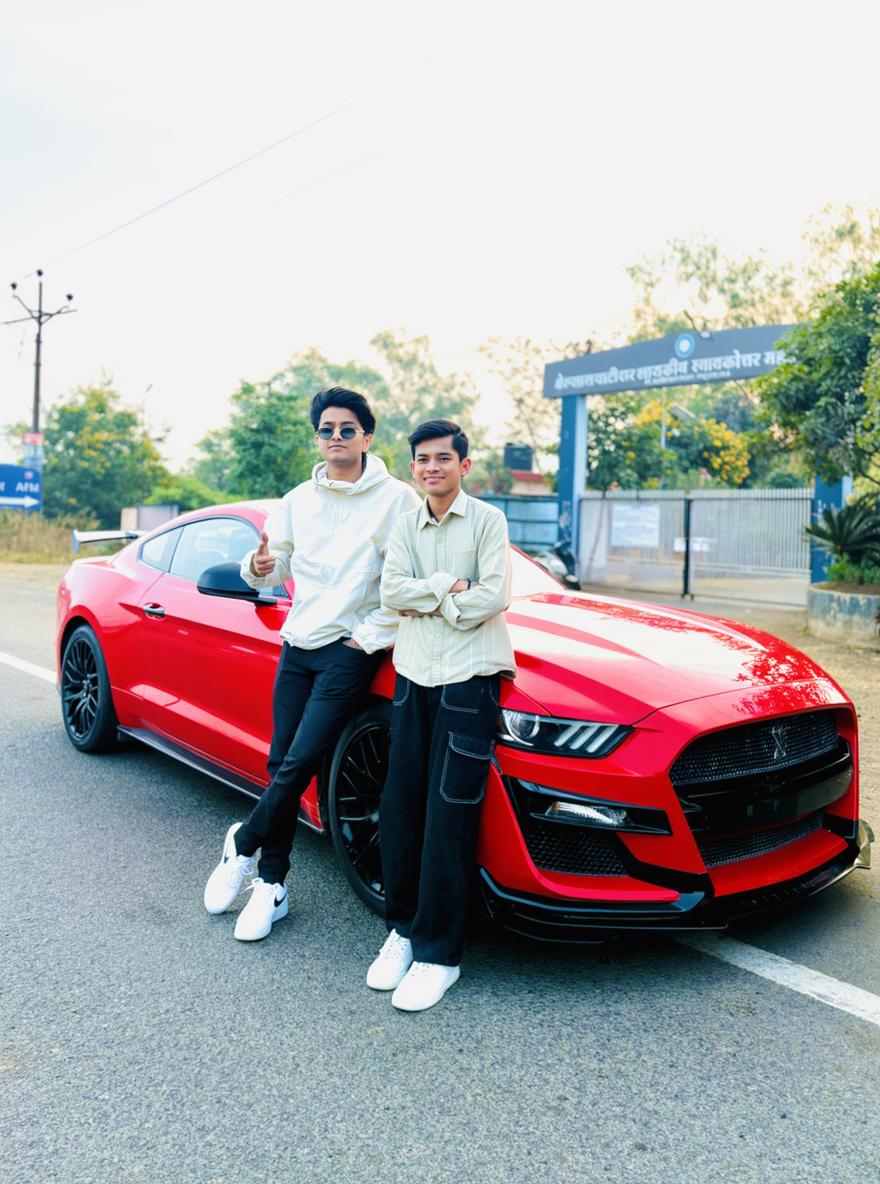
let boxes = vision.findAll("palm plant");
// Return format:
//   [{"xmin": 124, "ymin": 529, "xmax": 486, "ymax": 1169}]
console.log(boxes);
[{"xmin": 805, "ymin": 494, "xmax": 880, "ymax": 564}]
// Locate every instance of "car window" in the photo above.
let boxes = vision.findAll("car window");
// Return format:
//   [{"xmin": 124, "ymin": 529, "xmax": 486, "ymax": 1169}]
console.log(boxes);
[
  {"xmin": 169, "ymin": 517, "xmax": 260, "ymax": 583},
  {"xmin": 139, "ymin": 527, "xmax": 183, "ymax": 572}
]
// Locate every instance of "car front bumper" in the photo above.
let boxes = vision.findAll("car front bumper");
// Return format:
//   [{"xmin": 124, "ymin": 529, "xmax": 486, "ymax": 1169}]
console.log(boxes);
[{"xmin": 478, "ymin": 818, "xmax": 873, "ymax": 942}]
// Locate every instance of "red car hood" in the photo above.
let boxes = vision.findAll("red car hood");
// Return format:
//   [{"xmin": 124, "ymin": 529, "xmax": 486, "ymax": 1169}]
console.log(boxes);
[{"xmin": 505, "ymin": 592, "xmax": 832, "ymax": 723}]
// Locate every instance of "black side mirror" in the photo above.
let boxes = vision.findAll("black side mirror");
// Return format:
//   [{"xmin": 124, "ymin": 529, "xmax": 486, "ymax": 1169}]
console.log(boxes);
[{"xmin": 197, "ymin": 561, "xmax": 265, "ymax": 601}]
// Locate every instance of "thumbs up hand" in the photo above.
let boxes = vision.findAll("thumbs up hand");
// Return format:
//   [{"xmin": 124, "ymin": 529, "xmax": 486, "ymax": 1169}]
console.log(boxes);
[{"xmin": 251, "ymin": 531, "xmax": 276, "ymax": 577}]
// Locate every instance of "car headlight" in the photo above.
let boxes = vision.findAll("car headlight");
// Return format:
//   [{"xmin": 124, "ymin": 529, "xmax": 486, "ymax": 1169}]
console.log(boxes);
[{"xmin": 497, "ymin": 710, "xmax": 631, "ymax": 758}]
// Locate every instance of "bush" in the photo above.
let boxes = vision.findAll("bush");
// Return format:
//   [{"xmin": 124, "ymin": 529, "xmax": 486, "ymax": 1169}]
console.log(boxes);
[
  {"xmin": 827, "ymin": 557, "xmax": 880, "ymax": 587},
  {"xmin": 0, "ymin": 511, "xmax": 92, "ymax": 563}
]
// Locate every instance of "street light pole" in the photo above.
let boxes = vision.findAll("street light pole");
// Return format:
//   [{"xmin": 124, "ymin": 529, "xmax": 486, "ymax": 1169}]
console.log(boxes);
[{"xmin": 3, "ymin": 269, "xmax": 77, "ymax": 436}]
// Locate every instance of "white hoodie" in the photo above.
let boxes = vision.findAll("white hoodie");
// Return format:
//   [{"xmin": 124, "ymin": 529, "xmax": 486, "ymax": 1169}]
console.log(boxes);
[{"xmin": 240, "ymin": 454, "xmax": 420, "ymax": 653}]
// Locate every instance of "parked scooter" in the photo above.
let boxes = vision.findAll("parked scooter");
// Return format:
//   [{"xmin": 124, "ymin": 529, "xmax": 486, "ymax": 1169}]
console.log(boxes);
[{"xmin": 532, "ymin": 541, "xmax": 580, "ymax": 590}]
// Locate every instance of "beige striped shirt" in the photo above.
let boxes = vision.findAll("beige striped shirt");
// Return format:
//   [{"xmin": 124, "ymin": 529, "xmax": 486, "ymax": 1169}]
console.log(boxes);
[{"xmin": 381, "ymin": 489, "xmax": 516, "ymax": 687}]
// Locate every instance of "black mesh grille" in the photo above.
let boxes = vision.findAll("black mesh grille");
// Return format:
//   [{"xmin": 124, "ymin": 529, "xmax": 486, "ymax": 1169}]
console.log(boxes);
[
  {"xmin": 524, "ymin": 823, "xmax": 627, "ymax": 876},
  {"xmin": 697, "ymin": 811, "xmax": 823, "ymax": 869},
  {"xmin": 670, "ymin": 711, "xmax": 839, "ymax": 788}
]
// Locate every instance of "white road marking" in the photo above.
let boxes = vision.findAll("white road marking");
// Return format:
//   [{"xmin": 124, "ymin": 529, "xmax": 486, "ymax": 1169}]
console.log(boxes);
[
  {"xmin": 0, "ymin": 651, "xmax": 56, "ymax": 684},
  {"xmin": 679, "ymin": 933, "xmax": 880, "ymax": 1029}
]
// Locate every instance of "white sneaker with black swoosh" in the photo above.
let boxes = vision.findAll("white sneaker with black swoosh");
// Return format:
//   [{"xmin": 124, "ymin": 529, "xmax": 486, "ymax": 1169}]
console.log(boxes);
[{"xmin": 233, "ymin": 878, "xmax": 289, "ymax": 941}]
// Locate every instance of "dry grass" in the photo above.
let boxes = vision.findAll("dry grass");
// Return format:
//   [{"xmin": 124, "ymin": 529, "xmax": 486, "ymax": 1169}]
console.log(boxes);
[{"xmin": 0, "ymin": 511, "xmax": 89, "ymax": 563}]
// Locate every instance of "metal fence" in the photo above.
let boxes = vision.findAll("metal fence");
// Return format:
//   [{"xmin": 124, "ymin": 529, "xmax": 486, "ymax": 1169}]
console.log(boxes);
[
  {"xmin": 477, "ymin": 495, "xmax": 559, "ymax": 551},
  {"xmin": 579, "ymin": 488, "xmax": 812, "ymax": 606}
]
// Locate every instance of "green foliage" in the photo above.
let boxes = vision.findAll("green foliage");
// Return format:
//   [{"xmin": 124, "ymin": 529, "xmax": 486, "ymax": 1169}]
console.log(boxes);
[
  {"xmin": 757, "ymin": 265, "xmax": 880, "ymax": 485},
  {"xmin": 826, "ymin": 556, "xmax": 880, "ymax": 587},
  {"xmin": 479, "ymin": 336, "xmax": 594, "ymax": 473},
  {"xmin": 468, "ymin": 451, "xmax": 515, "ymax": 496},
  {"xmin": 369, "ymin": 330, "xmax": 481, "ymax": 478},
  {"xmin": 41, "ymin": 383, "xmax": 168, "ymax": 528},
  {"xmin": 804, "ymin": 494, "xmax": 880, "ymax": 565},
  {"xmin": 586, "ymin": 396, "xmax": 749, "ymax": 490},
  {"xmin": 146, "ymin": 475, "xmax": 230, "ymax": 513},
  {"xmin": 190, "ymin": 335, "xmax": 481, "ymax": 496}
]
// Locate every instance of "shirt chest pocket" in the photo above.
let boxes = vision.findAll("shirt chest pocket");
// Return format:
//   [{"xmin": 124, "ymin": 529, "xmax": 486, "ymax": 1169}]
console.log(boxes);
[{"xmin": 451, "ymin": 547, "xmax": 477, "ymax": 579}]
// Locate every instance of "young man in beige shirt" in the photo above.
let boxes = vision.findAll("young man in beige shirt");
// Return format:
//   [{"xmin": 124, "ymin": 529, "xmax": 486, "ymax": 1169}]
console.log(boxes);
[{"xmin": 367, "ymin": 419, "xmax": 515, "ymax": 1011}]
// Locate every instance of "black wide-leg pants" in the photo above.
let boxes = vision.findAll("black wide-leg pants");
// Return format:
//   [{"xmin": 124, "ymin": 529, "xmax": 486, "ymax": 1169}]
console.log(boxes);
[
  {"xmin": 236, "ymin": 639, "xmax": 381, "ymax": 885},
  {"xmin": 379, "ymin": 673, "xmax": 499, "ymax": 967}
]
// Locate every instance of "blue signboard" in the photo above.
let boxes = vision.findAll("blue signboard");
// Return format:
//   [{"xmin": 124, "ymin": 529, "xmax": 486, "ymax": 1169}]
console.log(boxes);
[
  {"xmin": 544, "ymin": 324, "xmax": 798, "ymax": 398},
  {"xmin": 0, "ymin": 464, "xmax": 42, "ymax": 512}
]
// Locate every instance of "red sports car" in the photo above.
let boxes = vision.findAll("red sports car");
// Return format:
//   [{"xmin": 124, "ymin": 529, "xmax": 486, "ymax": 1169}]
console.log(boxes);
[{"xmin": 56, "ymin": 501, "xmax": 872, "ymax": 938}]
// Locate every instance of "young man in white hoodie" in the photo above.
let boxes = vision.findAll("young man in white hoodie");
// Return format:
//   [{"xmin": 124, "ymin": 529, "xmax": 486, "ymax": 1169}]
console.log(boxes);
[{"xmin": 203, "ymin": 388, "xmax": 420, "ymax": 940}]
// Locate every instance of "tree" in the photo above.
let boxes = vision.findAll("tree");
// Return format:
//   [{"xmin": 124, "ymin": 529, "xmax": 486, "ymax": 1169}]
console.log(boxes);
[
  {"xmin": 756, "ymin": 264, "xmax": 880, "ymax": 488},
  {"xmin": 586, "ymin": 396, "xmax": 749, "ymax": 490},
  {"xmin": 146, "ymin": 474, "xmax": 228, "ymax": 512},
  {"xmin": 41, "ymin": 383, "xmax": 168, "ymax": 527},
  {"xmin": 190, "ymin": 348, "xmax": 389, "ymax": 499},
  {"xmin": 479, "ymin": 336, "xmax": 595, "ymax": 475},
  {"xmin": 369, "ymin": 330, "xmax": 481, "ymax": 477}
]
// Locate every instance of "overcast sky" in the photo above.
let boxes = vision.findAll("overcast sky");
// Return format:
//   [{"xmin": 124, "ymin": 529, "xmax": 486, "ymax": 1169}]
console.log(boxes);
[{"xmin": 2, "ymin": 0, "xmax": 879, "ymax": 466}]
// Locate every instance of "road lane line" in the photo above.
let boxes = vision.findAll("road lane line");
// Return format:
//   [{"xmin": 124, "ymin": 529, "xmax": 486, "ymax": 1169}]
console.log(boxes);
[
  {"xmin": 0, "ymin": 651, "xmax": 56, "ymax": 684},
  {"xmin": 679, "ymin": 933, "xmax": 880, "ymax": 1029}
]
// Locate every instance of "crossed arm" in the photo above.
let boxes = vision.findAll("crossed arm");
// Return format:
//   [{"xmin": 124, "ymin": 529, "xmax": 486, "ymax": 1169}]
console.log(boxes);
[{"xmin": 380, "ymin": 514, "xmax": 511, "ymax": 631}]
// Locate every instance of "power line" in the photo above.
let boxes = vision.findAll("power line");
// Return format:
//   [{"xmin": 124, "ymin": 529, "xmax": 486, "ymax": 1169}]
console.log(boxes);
[{"xmin": 17, "ymin": 103, "xmax": 351, "ymax": 279}]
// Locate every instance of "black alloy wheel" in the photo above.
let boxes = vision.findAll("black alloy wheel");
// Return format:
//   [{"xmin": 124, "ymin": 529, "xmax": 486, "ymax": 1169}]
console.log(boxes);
[
  {"xmin": 326, "ymin": 701, "xmax": 391, "ymax": 914},
  {"xmin": 60, "ymin": 624, "xmax": 119, "ymax": 753}
]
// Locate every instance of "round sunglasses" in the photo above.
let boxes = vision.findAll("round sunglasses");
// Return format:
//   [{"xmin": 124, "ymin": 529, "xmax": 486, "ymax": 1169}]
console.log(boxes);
[{"xmin": 315, "ymin": 426, "xmax": 365, "ymax": 440}]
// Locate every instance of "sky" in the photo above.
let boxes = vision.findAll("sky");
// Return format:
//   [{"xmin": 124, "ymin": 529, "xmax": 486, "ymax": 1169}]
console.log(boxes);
[{"xmin": 2, "ymin": 0, "xmax": 879, "ymax": 467}]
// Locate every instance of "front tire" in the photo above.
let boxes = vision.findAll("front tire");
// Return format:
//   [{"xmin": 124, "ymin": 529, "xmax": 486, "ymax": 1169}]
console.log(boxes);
[
  {"xmin": 60, "ymin": 624, "xmax": 119, "ymax": 753},
  {"xmin": 326, "ymin": 701, "xmax": 391, "ymax": 915}
]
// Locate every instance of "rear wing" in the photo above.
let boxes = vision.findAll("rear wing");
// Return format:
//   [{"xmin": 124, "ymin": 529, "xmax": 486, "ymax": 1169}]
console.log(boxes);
[{"xmin": 72, "ymin": 529, "xmax": 146, "ymax": 553}]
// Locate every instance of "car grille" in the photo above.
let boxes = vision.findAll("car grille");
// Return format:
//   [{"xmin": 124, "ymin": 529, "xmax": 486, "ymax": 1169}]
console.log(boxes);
[
  {"xmin": 696, "ymin": 811, "xmax": 824, "ymax": 869},
  {"xmin": 524, "ymin": 822, "xmax": 627, "ymax": 876},
  {"xmin": 670, "ymin": 710, "xmax": 839, "ymax": 788}
]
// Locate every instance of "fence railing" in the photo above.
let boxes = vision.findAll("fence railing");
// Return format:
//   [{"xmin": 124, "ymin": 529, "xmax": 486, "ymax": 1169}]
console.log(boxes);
[{"xmin": 579, "ymin": 488, "xmax": 812, "ymax": 605}]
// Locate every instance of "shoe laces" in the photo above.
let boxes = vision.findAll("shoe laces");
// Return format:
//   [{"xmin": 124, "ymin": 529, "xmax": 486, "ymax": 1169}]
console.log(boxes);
[
  {"xmin": 246, "ymin": 878, "xmax": 282, "ymax": 904},
  {"xmin": 407, "ymin": 961, "xmax": 435, "ymax": 978},
  {"xmin": 381, "ymin": 930, "xmax": 410, "ymax": 958}
]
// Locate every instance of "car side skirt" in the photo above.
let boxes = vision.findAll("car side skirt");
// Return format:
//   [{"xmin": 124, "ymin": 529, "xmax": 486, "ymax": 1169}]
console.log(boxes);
[{"xmin": 116, "ymin": 726, "xmax": 324, "ymax": 834}]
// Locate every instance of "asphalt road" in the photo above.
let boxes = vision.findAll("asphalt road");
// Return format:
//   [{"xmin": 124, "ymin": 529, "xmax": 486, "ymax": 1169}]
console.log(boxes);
[{"xmin": 1, "ymin": 566, "xmax": 879, "ymax": 1184}]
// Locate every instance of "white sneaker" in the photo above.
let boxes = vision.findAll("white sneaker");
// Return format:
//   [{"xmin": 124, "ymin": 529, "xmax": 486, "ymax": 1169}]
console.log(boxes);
[
  {"xmin": 391, "ymin": 961, "xmax": 461, "ymax": 1012},
  {"xmin": 203, "ymin": 823, "xmax": 257, "ymax": 914},
  {"xmin": 366, "ymin": 930, "xmax": 413, "ymax": 990},
  {"xmin": 233, "ymin": 878, "xmax": 289, "ymax": 941}
]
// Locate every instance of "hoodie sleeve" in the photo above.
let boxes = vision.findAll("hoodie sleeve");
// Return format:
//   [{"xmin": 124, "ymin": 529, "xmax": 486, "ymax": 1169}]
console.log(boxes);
[
  {"xmin": 351, "ymin": 487, "xmax": 425, "ymax": 651},
  {"xmin": 240, "ymin": 498, "xmax": 294, "ymax": 589}
]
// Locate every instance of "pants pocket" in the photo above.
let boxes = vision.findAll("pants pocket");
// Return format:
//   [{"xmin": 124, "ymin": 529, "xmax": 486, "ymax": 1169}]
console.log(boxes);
[
  {"xmin": 439, "ymin": 733, "xmax": 494, "ymax": 804},
  {"xmin": 392, "ymin": 675, "xmax": 410, "ymax": 707}
]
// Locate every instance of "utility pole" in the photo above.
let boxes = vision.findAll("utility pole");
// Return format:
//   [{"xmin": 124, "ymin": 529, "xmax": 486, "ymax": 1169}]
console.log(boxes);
[{"xmin": 3, "ymin": 269, "xmax": 76, "ymax": 436}]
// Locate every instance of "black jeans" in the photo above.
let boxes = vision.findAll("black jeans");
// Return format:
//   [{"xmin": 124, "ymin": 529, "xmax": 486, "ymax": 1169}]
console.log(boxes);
[
  {"xmin": 236, "ymin": 639, "xmax": 381, "ymax": 885},
  {"xmin": 379, "ymin": 673, "xmax": 499, "ymax": 966}
]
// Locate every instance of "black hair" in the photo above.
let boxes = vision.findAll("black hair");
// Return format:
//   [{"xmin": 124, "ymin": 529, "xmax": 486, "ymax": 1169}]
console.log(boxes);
[
  {"xmin": 310, "ymin": 387, "xmax": 376, "ymax": 435},
  {"xmin": 408, "ymin": 418, "xmax": 469, "ymax": 460}
]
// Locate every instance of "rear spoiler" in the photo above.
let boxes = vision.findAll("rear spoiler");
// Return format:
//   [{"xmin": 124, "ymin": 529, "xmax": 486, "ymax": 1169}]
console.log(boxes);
[{"xmin": 72, "ymin": 529, "xmax": 146, "ymax": 553}]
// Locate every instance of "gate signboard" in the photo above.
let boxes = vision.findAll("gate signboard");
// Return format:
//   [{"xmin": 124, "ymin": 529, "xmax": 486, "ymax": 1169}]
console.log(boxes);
[{"xmin": 544, "ymin": 325, "xmax": 797, "ymax": 398}]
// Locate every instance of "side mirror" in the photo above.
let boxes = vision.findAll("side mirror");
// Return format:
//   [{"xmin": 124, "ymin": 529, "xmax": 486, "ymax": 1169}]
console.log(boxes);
[{"xmin": 197, "ymin": 561, "xmax": 266, "ymax": 601}]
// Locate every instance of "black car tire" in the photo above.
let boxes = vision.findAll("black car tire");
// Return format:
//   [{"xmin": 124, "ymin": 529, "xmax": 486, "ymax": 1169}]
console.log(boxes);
[
  {"xmin": 60, "ymin": 624, "xmax": 119, "ymax": 753},
  {"xmin": 326, "ymin": 700, "xmax": 391, "ymax": 915}
]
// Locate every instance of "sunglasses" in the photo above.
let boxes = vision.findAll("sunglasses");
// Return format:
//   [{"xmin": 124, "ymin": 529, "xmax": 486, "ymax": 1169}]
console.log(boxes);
[{"xmin": 315, "ymin": 426, "xmax": 364, "ymax": 440}]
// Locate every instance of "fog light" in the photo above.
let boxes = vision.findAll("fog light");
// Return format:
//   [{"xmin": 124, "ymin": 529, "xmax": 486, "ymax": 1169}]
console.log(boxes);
[{"xmin": 545, "ymin": 801, "xmax": 629, "ymax": 827}]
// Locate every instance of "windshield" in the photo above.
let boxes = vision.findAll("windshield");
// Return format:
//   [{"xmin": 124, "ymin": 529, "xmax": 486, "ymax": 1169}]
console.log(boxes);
[{"xmin": 509, "ymin": 548, "xmax": 566, "ymax": 597}]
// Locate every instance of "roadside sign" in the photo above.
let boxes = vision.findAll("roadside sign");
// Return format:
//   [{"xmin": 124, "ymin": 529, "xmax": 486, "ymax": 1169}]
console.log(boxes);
[{"xmin": 0, "ymin": 464, "xmax": 42, "ymax": 511}]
